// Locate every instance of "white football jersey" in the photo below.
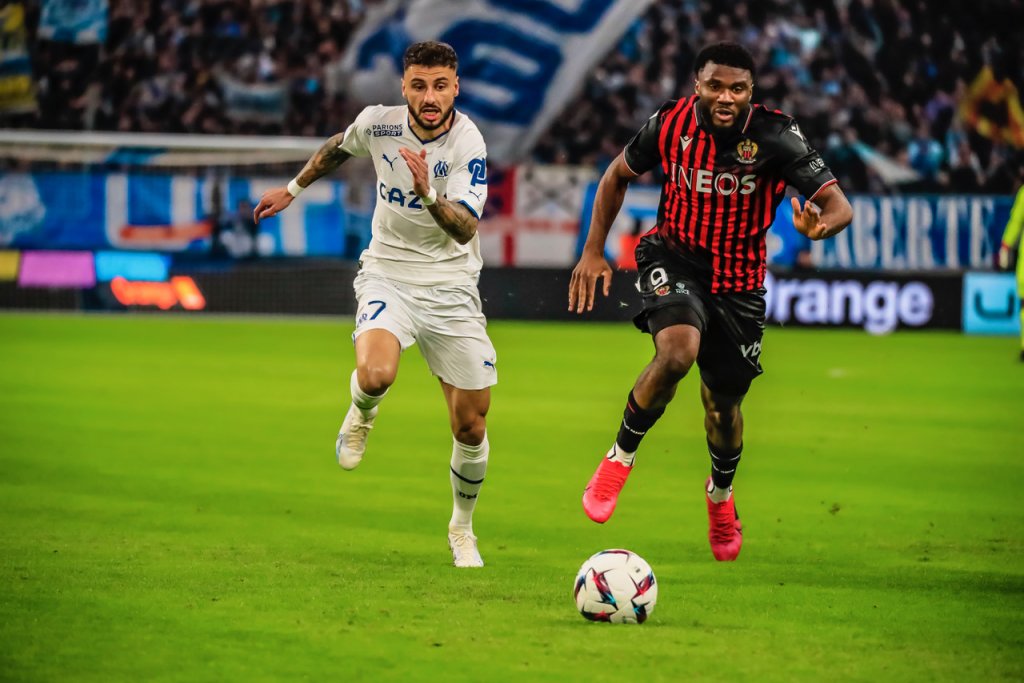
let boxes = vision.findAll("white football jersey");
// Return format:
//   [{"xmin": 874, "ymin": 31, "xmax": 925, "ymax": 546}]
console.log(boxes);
[{"xmin": 339, "ymin": 105, "xmax": 488, "ymax": 286}]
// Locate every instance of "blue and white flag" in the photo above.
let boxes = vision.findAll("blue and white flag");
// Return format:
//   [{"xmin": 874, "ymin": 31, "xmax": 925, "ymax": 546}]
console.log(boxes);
[
  {"xmin": 341, "ymin": 0, "xmax": 653, "ymax": 164},
  {"xmin": 216, "ymin": 72, "xmax": 289, "ymax": 124},
  {"xmin": 38, "ymin": 0, "xmax": 108, "ymax": 45}
]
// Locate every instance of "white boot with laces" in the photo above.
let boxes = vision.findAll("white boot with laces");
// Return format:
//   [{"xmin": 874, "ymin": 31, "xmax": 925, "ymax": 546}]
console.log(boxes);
[
  {"xmin": 447, "ymin": 529, "xmax": 484, "ymax": 568},
  {"xmin": 336, "ymin": 404, "xmax": 377, "ymax": 470}
]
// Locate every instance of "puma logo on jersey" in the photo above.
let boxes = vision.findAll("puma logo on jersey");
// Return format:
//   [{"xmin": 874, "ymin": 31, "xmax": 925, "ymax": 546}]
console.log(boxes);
[{"xmin": 382, "ymin": 152, "xmax": 396, "ymax": 170}]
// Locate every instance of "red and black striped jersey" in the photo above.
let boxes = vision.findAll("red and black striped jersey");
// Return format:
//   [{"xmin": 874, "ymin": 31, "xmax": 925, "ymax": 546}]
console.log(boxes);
[{"xmin": 624, "ymin": 95, "xmax": 837, "ymax": 293}]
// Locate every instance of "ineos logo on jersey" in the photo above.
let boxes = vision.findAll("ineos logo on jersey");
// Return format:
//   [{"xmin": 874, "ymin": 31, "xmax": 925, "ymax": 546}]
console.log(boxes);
[{"xmin": 671, "ymin": 164, "xmax": 756, "ymax": 196}]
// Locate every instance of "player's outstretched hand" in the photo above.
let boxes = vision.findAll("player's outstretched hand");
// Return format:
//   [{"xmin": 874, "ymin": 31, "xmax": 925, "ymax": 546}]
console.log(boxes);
[
  {"xmin": 399, "ymin": 147, "xmax": 430, "ymax": 198},
  {"xmin": 253, "ymin": 187, "xmax": 295, "ymax": 224},
  {"xmin": 569, "ymin": 250, "xmax": 613, "ymax": 313},
  {"xmin": 791, "ymin": 196, "xmax": 830, "ymax": 240}
]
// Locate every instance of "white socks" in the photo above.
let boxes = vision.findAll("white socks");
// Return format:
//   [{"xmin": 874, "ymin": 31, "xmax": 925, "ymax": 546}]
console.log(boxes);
[
  {"xmin": 449, "ymin": 434, "xmax": 489, "ymax": 534},
  {"xmin": 607, "ymin": 443, "xmax": 636, "ymax": 467},
  {"xmin": 350, "ymin": 370, "xmax": 386, "ymax": 416},
  {"xmin": 707, "ymin": 479, "xmax": 733, "ymax": 503}
]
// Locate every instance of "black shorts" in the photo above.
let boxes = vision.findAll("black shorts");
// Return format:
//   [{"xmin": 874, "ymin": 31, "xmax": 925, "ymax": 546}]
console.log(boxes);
[{"xmin": 632, "ymin": 234, "xmax": 766, "ymax": 396}]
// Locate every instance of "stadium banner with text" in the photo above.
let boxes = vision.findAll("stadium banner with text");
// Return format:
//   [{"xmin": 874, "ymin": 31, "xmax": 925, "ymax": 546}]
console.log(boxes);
[
  {"xmin": 0, "ymin": 255, "xmax": 963, "ymax": 332},
  {"xmin": 578, "ymin": 186, "xmax": 1016, "ymax": 271},
  {"xmin": 37, "ymin": 0, "xmax": 107, "ymax": 44},
  {"xmin": 962, "ymin": 272, "xmax": 1021, "ymax": 336},
  {"xmin": 0, "ymin": 171, "xmax": 357, "ymax": 257},
  {"xmin": 341, "ymin": 0, "xmax": 654, "ymax": 165},
  {"xmin": 0, "ymin": 3, "xmax": 37, "ymax": 114},
  {"xmin": 762, "ymin": 270, "xmax": 962, "ymax": 333}
]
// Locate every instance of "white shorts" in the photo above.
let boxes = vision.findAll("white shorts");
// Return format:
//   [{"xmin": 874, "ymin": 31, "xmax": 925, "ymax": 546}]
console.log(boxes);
[{"xmin": 352, "ymin": 271, "xmax": 497, "ymax": 390}]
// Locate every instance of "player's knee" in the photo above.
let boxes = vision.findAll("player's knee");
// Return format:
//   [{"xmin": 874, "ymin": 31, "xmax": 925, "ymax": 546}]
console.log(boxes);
[
  {"xmin": 453, "ymin": 417, "xmax": 486, "ymax": 446},
  {"xmin": 705, "ymin": 406, "xmax": 740, "ymax": 434},
  {"xmin": 358, "ymin": 365, "xmax": 396, "ymax": 394},
  {"xmin": 654, "ymin": 347, "xmax": 696, "ymax": 381}
]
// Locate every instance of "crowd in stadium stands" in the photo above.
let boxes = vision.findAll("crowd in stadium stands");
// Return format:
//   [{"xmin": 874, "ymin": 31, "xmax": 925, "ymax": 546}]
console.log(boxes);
[
  {"xmin": 16, "ymin": 0, "xmax": 1024, "ymax": 194},
  {"xmin": 23, "ymin": 0, "xmax": 375, "ymax": 138},
  {"xmin": 532, "ymin": 0, "xmax": 1024, "ymax": 194}
]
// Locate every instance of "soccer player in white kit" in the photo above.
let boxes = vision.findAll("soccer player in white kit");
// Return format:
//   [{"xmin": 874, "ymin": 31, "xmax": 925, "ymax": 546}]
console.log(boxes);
[{"xmin": 254, "ymin": 42, "xmax": 494, "ymax": 568}]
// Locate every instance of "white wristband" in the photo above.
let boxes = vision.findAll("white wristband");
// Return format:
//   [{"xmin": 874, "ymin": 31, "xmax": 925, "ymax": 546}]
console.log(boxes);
[
  {"xmin": 421, "ymin": 186, "xmax": 437, "ymax": 206},
  {"xmin": 286, "ymin": 179, "xmax": 304, "ymax": 198}
]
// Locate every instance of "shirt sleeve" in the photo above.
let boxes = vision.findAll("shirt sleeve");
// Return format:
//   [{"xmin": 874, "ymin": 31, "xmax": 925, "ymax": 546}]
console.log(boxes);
[
  {"xmin": 778, "ymin": 119, "xmax": 837, "ymax": 200},
  {"xmin": 445, "ymin": 130, "xmax": 488, "ymax": 219},
  {"xmin": 1002, "ymin": 185, "xmax": 1024, "ymax": 250},
  {"xmin": 337, "ymin": 106, "xmax": 381, "ymax": 158},
  {"xmin": 623, "ymin": 108, "xmax": 664, "ymax": 176}
]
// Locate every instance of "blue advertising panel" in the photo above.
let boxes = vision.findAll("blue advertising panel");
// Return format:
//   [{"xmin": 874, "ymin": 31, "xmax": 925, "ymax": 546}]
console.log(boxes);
[
  {"xmin": 0, "ymin": 170, "xmax": 355, "ymax": 257},
  {"xmin": 577, "ymin": 185, "xmax": 1014, "ymax": 271},
  {"xmin": 94, "ymin": 251, "xmax": 170, "ymax": 282},
  {"xmin": 963, "ymin": 272, "xmax": 1021, "ymax": 335}
]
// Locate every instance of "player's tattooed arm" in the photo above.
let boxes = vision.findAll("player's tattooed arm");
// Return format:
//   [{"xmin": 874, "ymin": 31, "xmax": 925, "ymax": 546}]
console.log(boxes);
[
  {"xmin": 254, "ymin": 133, "xmax": 351, "ymax": 223},
  {"xmin": 398, "ymin": 146, "xmax": 479, "ymax": 244},
  {"xmin": 426, "ymin": 198, "xmax": 478, "ymax": 245},
  {"xmin": 294, "ymin": 133, "xmax": 352, "ymax": 187}
]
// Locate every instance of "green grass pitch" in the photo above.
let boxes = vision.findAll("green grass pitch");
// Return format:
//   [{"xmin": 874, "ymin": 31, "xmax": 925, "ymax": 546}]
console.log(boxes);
[{"xmin": 1, "ymin": 313, "xmax": 1022, "ymax": 682}]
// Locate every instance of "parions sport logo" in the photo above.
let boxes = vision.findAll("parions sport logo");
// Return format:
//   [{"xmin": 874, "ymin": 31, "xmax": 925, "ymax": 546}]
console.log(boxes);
[
  {"xmin": 670, "ymin": 164, "xmax": 756, "ymax": 196},
  {"xmin": 370, "ymin": 124, "xmax": 403, "ymax": 137}
]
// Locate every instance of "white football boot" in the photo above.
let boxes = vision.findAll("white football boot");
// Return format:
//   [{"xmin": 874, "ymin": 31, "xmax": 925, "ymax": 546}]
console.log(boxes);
[
  {"xmin": 336, "ymin": 404, "xmax": 377, "ymax": 470},
  {"xmin": 447, "ymin": 529, "xmax": 484, "ymax": 568}
]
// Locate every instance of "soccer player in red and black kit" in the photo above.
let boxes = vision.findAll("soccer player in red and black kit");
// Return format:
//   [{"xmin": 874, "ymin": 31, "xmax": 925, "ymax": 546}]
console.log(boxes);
[{"xmin": 568, "ymin": 42, "xmax": 853, "ymax": 561}]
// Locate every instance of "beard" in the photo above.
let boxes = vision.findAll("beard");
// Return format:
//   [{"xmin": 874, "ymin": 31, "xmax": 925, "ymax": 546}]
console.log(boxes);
[
  {"xmin": 410, "ymin": 102, "xmax": 455, "ymax": 131},
  {"xmin": 698, "ymin": 100, "xmax": 746, "ymax": 130}
]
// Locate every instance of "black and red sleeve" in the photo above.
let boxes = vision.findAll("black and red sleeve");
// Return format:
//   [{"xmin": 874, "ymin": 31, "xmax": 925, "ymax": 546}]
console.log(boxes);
[
  {"xmin": 623, "ymin": 101, "xmax": 675, "ymax": 176},
  {"xmin": 777, "ymin": 118, "xmax": 837, "ymax": 200}
]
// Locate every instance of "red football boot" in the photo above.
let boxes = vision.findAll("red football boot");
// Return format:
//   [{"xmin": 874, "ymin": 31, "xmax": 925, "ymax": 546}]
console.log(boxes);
[
  {"xmin": 582, "ymin": 453, "xmax": 633, "ymax": 523},
  {"xmin": 706, "ymin": 477, "xmax": 743, "ymax": 561}
]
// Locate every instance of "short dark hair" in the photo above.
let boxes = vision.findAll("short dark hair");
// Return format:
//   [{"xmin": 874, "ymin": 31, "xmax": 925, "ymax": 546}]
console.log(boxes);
[
  {"xmin": 693, "ymin": 42, "xmax": 756, "ymax": 80},
  {"xmin": 403, "ymin": 41, "xmax": 458, "ymax": 72}
]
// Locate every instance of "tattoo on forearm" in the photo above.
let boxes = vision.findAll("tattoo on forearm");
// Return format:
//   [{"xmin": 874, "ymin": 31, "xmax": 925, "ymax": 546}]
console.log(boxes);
[
  {"xmin": 296, "ymin": 133, "xmax": 351, "ymax": 186},
  {"xmin": 427, "ymin": 196, "xmax": 478, "ymax": 244}
]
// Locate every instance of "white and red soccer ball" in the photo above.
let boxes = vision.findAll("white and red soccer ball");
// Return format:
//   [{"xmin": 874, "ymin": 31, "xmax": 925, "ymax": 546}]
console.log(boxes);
[{"xmin": 573, "ymin": 549, "xmax": 658, "ymax": 624}]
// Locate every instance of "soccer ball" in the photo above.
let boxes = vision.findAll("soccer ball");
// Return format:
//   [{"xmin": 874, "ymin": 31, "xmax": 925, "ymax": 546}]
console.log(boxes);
[{"xmin": 573, "ymin": 549, "xmax": 658, "ymax": 624}]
